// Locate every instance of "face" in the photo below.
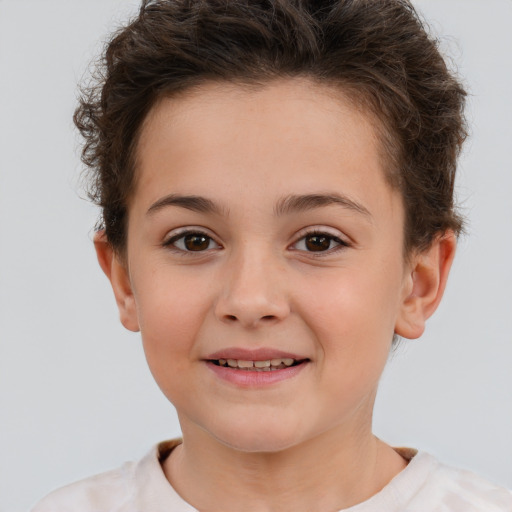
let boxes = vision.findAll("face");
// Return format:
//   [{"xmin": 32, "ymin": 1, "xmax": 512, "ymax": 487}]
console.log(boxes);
[{"xmin": 113, "ymin": 79, "xmax": 418, "ymax": 452}]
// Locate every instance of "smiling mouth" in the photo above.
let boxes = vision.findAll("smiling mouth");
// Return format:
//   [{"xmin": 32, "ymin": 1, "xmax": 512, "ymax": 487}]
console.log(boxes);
[{"xmin": 209, "ymin": 358, "xmax": 307, "ymax": 371}]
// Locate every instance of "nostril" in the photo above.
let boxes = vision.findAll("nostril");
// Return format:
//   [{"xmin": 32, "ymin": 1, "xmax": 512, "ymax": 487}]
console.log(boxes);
[{"xmin": 223, "ymin": 314, "xmax": 276, "ymax": 323}]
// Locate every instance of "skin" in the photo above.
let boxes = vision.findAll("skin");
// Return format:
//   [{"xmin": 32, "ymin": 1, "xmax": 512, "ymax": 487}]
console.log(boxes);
[{"xmin": 96, "ymin": 79, "xmax": 456, "ymax": 512}]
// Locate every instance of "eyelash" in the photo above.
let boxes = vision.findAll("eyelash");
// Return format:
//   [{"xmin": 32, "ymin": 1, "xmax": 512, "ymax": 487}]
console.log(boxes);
[
  {"xmin": 291, "ymin": 230, "xmax": 350, "ymax": 256},
  {"xmin": 163, "ymin": 229, "xmax": 221, "ymax": 254},
  {"xmin": 162, "ymin": 229, "xmax": 350, "ymax": 256}
]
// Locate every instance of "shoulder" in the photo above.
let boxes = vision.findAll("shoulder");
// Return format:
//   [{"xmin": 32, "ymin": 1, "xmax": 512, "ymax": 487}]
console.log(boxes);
[
  {"xmin": 29, "ymin": 461, "xmax": 136, "ymax": 512},
  {"xmin": 30, "ymin": 440, "xmax": 186, "ymax": 512},
  {"xmin": 407, "ymin": 451, "xmax": 512, "ymax": 511}
]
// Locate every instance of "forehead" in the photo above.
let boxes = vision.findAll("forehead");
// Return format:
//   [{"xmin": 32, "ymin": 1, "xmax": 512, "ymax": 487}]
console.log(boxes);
[{"xmin": 133, "ymin": 79, "xmax": 401, "ymax": 222}]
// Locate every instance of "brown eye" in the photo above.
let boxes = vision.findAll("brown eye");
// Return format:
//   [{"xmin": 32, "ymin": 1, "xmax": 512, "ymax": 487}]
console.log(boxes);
[
  {"xmin": 305, "ymin": 234, "xmax": 332, "ymax": 252},
  {"xmin": 292, "ymin": 231, "xmax": 347, "ymax": 254},
  {"xmin": 166, "ymin": 231, "xmax": 220, "ymax": 252},
  {"xmin": 183, "ymin": 234, "xmax": 212, "ymax": 251}
]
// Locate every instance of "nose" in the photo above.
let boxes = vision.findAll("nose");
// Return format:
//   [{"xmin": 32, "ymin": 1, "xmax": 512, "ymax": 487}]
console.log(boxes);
[{"xmin": 214, "ymin": 248, "xmax": 290, "ymax": 329}]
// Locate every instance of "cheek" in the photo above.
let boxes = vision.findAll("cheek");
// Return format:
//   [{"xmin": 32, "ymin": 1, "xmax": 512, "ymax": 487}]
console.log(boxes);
[
  {"xmin": 296, "ymin": 265, "xmax": 403, "ymax": 366},
  {"xmin": 302, "ymin": 270, "xmax": 401, "ymax": 333},
  {"xmin": 132, "ymin": 270, "xmax": 211, "ymax": 375}
]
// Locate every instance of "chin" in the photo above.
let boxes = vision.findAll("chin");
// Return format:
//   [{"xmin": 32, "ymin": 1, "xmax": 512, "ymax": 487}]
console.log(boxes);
[
  {"xmin": 218, "ymin": 433, "xmax": 299, "ymax": 454},
  {"xmin": 209, "ymin": 417, "xmax": 305, "ymax": 454}
]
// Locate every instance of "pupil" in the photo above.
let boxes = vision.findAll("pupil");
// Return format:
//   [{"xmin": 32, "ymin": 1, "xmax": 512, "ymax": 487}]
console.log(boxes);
[
  {"xmin": 184, "ymin": 234, "xmax": 209, "ymax": 251},
  {"xmin": 305, "ymin": 235, "xmax": 330, "ymax": 251}
]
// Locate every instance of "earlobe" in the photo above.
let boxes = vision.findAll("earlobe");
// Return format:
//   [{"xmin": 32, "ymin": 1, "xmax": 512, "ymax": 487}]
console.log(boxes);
[
  {"xmin": 93, "ymin": 231, "xmax": 140, "ymax": 332},
  {"xmin": 395, "ymin": 231, "xmax": 457, "ymax": 340}
]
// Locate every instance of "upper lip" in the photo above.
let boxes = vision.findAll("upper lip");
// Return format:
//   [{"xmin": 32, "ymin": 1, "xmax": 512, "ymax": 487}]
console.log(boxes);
[{"xmin": 205, "ymin": 347, "xmax": 308, "ymax": 361}]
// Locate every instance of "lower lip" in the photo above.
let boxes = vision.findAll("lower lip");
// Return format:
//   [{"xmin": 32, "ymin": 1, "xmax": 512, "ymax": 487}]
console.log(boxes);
[{"xmin": 205, "ymin": 361, "xmax": 308, "ymax": 387}]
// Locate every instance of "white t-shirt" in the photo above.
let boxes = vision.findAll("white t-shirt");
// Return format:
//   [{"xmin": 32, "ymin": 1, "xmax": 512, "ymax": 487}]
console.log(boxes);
[{"xmin": 31, "ymin": 439, "xmax": 512, "ymax": 511}]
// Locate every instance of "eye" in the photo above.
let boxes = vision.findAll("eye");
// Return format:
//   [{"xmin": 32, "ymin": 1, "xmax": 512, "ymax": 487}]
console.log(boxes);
[
  {"xmin": 292, "ymin": 231, "xmax": 348, "ymax": 253},
  {"xmin": 165, "ymin": 231, "xmax": 220, "ymax": 252}
]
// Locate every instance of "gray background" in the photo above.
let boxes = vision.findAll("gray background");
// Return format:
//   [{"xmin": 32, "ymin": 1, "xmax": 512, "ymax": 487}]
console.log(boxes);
[{"xmin": 0, "ymin": 1, "xmax": 511, "ymax": 510}]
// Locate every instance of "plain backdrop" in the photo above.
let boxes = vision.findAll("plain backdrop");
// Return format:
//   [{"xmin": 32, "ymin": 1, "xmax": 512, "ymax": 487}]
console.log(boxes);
[{"xmin": 0, "ymin": 1, "xmax": 511, "ymax": 510}]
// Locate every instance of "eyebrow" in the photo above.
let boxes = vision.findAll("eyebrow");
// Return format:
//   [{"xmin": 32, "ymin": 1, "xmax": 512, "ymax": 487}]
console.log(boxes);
[
  {"xmin": 147, "ymin": 194, "xmax": 226, "ymax": 216},
  {"xmin": 274, "ymin": 193, "xmax": 372, "ymax": 219},
  {"xmin": 147, "ymin": 192, "xmax": 371, "ymax": 219}
]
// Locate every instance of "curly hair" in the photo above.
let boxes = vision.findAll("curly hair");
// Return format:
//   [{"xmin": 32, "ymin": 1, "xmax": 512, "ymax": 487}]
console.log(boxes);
[{"xmin": 74, "ymin": 0, "xmax": 467, "ymax": 253}]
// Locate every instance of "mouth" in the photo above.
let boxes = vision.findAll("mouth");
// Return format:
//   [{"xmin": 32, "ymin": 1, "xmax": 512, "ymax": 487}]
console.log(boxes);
[{"xmin": 208, "ymin": 358, "xmax": 308, "ymax": 371}]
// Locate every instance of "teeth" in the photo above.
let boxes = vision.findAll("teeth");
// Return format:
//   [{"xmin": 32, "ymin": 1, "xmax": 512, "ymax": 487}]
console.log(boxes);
[
  {"xmin": 254, "ymin": 360, "xmax": 271, "ymax": 368},
  {"xmin": 216, "ymin": 358, "xmax": 298, "ymax": 370}
]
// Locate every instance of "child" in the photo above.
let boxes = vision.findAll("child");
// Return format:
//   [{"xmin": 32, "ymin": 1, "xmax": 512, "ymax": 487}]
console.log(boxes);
[{"xmin": 32, "ymin": 0, "xmax": 512, "ymax": 510}]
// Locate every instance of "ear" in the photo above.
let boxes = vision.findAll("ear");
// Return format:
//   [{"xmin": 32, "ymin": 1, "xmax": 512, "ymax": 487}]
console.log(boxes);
[
  {"xmin": 395, "ymin": 231, "xmax": 457, "ymax": 340},
  {"xmin": 93, "ymin": 230, "xmax": 140, "ymax": 332}
]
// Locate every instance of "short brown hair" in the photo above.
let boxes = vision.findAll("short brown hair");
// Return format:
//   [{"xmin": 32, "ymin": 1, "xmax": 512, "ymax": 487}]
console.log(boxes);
[{"xmin": 75, "ymin": 0, "xmax": 467, "ymax": 252}]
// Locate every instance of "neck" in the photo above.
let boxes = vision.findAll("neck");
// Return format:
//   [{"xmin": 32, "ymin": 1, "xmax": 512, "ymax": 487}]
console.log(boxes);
[{"xmin": 163, "ymin": 420, "xmax": 407, "ymax": 512}]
